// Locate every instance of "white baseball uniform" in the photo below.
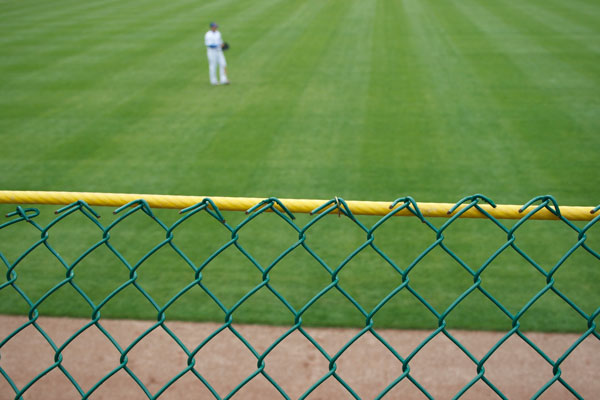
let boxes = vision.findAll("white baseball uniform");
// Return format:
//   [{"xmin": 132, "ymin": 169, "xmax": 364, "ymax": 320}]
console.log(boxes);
[{"xmin": 205, "ymin": 30, "xmax": 228, "ymax": 85}]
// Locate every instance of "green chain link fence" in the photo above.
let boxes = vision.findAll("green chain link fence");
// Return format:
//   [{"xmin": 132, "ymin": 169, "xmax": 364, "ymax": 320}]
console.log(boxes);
[{"xmin": 1, "ymin": 194, "xmax": 599, "ymax": 399}]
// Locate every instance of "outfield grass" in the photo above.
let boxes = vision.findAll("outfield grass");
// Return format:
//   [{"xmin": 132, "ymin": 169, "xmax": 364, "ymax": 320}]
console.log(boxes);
[{"xmin": 1, "ymin": 0, "xmax": 599, "ymax": 332}]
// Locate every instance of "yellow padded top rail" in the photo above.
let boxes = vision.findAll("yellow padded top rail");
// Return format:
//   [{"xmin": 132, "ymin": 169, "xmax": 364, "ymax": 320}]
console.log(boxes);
[{"xmin": 0, "ymin": 191, "xmax": 597, "ymax": 221}]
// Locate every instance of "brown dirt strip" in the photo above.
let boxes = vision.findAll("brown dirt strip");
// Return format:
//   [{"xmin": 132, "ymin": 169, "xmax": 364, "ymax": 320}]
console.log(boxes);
[{"xmin": 1, "ymin": 316, "xmax": 598, "ymax": 399}]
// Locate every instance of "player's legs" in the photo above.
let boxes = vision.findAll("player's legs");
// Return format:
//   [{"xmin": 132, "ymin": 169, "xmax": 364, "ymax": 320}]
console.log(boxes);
[
  {"xmin": 218, "ymin": 52, "xmax": 229, "ymax": 84},
  {"xmin": 207, "ymin": 50, "xmax": 218, "ymax": 85}
]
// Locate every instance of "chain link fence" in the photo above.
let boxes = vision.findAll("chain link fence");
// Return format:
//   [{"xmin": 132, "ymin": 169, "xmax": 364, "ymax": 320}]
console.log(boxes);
[{"xmin": 1, "ymin": 193, "xmax": 599, "ymax": 399}]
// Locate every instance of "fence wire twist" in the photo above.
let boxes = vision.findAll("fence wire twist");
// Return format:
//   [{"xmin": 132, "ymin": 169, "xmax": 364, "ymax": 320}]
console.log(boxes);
[{"xmin": 0, "ymin": 194, "xmax": 599, "ymax": 399}]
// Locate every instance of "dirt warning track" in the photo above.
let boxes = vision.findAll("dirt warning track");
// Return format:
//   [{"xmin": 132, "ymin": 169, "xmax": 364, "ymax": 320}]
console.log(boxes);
[{"xmin": 1, "ymin": 316, "xmax": 598, "ymax": 399}]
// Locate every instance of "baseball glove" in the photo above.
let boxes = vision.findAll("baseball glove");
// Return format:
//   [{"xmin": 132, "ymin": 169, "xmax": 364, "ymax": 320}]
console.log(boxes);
[{"xmin": 222, "ymin": 42, "xmax": 230, "ymax": 51}]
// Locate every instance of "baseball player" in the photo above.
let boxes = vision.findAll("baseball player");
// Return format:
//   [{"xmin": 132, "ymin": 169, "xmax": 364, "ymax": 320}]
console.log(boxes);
[{"xmin": 204, "ymin": 22, "xmax": 229, "ymax": 85}]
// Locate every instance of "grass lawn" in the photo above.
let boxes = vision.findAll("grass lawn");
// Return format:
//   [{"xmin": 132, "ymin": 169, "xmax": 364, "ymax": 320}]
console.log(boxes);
[{"xmin": 0, "ymin": 0, "xmax": 599, "ymax": 332}]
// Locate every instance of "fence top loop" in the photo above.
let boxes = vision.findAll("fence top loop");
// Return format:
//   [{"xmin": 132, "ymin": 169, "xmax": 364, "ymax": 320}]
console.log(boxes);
[
  {"xmin": 114, "ymin": 199, "xmax": 154, "ymax": 217},
  {"xmin": 390, "ymin": 196, "xmax": 425, "ymax": 221},
  {"xmin": 55, "ymin": 200, "xmax": 100, "ymax": 218},
  {"xmin": 519, "ymin": 195, "xmax": 561, "ymax": 217},
  {"xmin": 246, "ymin": 197, "xmax": 295, "ymax": 220},
  {"xmin": 448, "ymin": 194, "xmax": 497, "ymax": 215},
  {"xmin": 180, "ymin": 198, "xmax": 226, "ymax": 223}
]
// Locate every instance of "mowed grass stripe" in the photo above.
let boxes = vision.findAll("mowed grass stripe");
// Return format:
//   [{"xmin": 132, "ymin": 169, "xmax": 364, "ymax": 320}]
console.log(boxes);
[
  {"xmin": 539, "ymin": 0, "xmax": 600, "ymax": 32},
  {"xmin": 360, "ymin": 0, "xmax": 459, "ymax": 201},
  {"xmin": 0, "ymin": 0, "xmax": 121, "ymax": 30},
  {"xmin": 490, "ymin": 0, "xmax": 600, "ymax": 80},
  {"xmin": 444, "ymin": 0, "xmax": 599, "ymax": 204},
  {"xmin": 455, "ymin": 0, "xmax": 600, "ymax": 147},
  {"xmin": 444, "ymin": 0, "xmax": 573, "ymax": 197},
  {"xmin": 248, "ymin": 0, "xmax": 362, "ymax": 196},
  {"xmin": 481, "ymin": 0, "xmax": 600, "ymax": 130},
  {"xmin": 398, "ymin": 0, "xmax": 529, "ymax": 202},
  {"xmin": 0, "ymin": 0, "xmax": 148, "ymax": 64},
  {"xmin": 562, "ymin": 0, "xmax": 600, "ymax": 13},
  {"xmin": 359, "ymin": 0, "xmax": 422, "ymax": 198},
  {"xmin": 246, "ymin": 0, "xmax": 377, "ymax": 198}
]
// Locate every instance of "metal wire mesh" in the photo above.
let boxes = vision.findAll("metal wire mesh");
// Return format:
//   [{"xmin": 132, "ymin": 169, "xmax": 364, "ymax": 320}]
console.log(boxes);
[{"xmin": 1, "ymin": 194, "xmax": 599, "ymax": 399}]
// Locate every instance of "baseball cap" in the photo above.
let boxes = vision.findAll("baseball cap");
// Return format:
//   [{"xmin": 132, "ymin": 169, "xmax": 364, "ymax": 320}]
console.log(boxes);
[{"xmin": 210, "ymin": 22, "xmax": 218, "ymax": 28}]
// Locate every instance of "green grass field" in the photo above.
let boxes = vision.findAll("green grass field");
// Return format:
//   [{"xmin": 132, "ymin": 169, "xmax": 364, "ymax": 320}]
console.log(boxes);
[{"xmin": 1, "ymin": 0, "xmax": 599, "ymax": 332}]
